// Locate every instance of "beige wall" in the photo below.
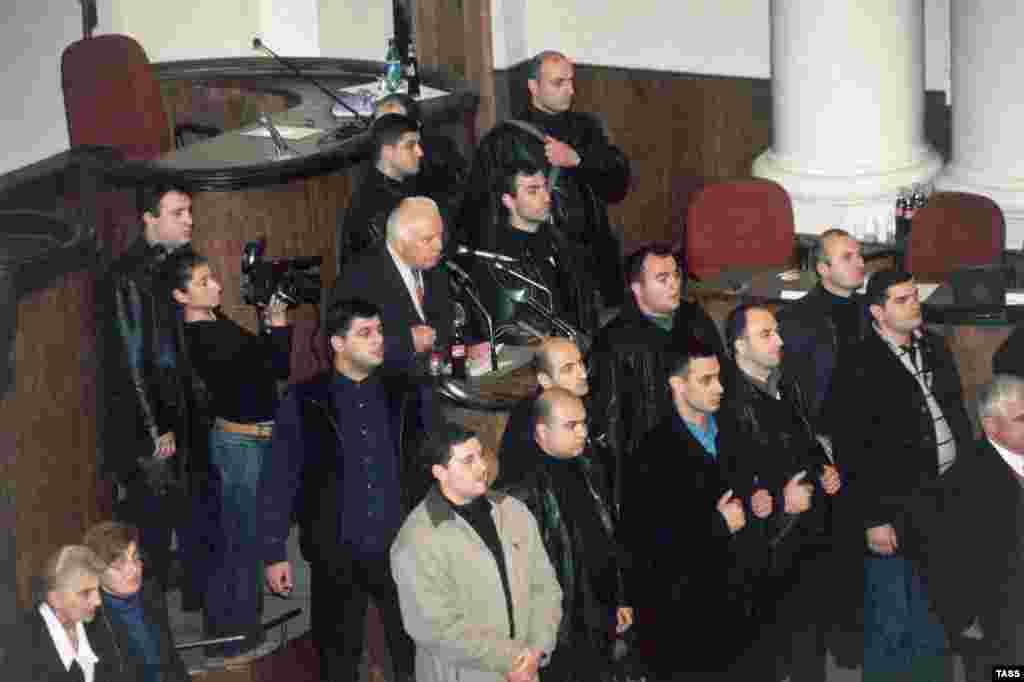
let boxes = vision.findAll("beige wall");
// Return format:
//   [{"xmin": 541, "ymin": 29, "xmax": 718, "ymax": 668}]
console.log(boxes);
[
  {"xmin": 101, "ymin": 0, "xmax": 259, "ymax": 62},
  {"xmin": 2, "ymin": 0, "xmax": 951, "ymax": 175},
  {"xmin": 100, "ymin": 0, "xmax": 388, "ymax": 63}
]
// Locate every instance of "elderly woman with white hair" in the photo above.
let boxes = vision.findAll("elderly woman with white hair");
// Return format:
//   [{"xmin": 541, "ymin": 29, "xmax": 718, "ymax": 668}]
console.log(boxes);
[{"xmin": 10, "ymin": 544, "xmax": 124, "ymax": 681}]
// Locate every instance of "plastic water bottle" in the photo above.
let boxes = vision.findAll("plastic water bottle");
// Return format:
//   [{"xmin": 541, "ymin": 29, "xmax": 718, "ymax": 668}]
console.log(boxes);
[{"xmin": 384, "ymin": 39, "xmax": 402, "ymax": 94}]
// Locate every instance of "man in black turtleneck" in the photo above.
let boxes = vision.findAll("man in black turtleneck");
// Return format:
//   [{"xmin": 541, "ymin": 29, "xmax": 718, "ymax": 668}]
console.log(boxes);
[
  {"xmin": 458, "ymin": 51, "xmax": 629, "ymax": 306},
  {"xmin": 775, "ymin": 229, "xmax": 868, "ymax": 669},
  {"xmin": 777, "ymin": 228, "xmax": 869, "ymax": 431},
  {"xmin": 498, "ymin": 388, "xmax": 632, "ymax": 682},
  {"xmin": 339, "ymin": 113, "xmax": 422, "ymax": 270}
]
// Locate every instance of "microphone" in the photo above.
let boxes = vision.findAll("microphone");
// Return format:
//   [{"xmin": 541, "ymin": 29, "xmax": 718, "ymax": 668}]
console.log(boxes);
[
  {"xmin": 252, "ymin": 37, "xmax": 369, "ymax": 131},
  {"xmin": 443, "ymin": 258, "xmax": 473, "ymax": 284},
  {"xmin": 443, "ymin": 261, "xmax": 498, "ymax": 373},
  {"xmin": 257, "ymin": 113, "xmax": 296, "ymax": 159},
  {"xmin": 455, "ymin": 245, "xmax": 519, "ymax": 263}
]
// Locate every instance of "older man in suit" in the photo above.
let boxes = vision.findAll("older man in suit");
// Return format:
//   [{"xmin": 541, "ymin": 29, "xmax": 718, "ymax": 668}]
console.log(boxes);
[
  {"xmin": 331, "ymin": 196, "xmax": 454, "ymax": 377},
  {"xmin": 930, "ymin": 375, "xmax": 1024, "ymax": 679}
]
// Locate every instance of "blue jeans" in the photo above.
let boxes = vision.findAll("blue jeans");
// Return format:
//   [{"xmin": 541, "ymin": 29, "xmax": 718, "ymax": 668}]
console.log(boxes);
[
  {"xmin": 205, "ymin": 428, "xmax": 270, "ymax": 656},
  {"xmin": 863, "ymin": 556, "xmax": 948, "ymax": 680}
]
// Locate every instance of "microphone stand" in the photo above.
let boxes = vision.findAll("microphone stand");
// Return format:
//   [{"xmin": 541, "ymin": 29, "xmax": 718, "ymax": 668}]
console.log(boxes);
[
  {"xmin": 491, "ymin": 261, "xmax": 590, "ymax": 351},
  {"xmin": 257, "ymin": 113, "xmax": 297, "ymax": 159},
  {"xmin": 446, "ymin": 262, "xmax": 497, "ymax": 373},
  {"xmin": 252, "ymin": 37, "xmax": 370, "ymax": 137},
  {"xmin": 491, "ymin": 261, "xmax": 555, "ymax": 311}
]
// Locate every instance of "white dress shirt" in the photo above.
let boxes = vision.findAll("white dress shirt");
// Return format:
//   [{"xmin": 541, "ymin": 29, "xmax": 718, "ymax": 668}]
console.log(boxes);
[
  {"xmin": 988, "ymin": 436, "xmax": 1024, "ymax": 478},
  {"xmin": 387, "ymin": 242, "xmax": 427, "ymax": 322},
  {"xmin": 38, "ymin": 602, "xmax": 99, "ymax": 682}
]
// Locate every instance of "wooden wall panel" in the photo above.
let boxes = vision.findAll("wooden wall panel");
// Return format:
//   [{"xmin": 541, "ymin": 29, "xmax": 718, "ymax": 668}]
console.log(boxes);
[
  {"xmin": 189, "ymin": 167, "xmax": 355, "ymax": 381},
  {"xmin": 4, "ymin": 269, "xmax": 100, "ymax": 609}
]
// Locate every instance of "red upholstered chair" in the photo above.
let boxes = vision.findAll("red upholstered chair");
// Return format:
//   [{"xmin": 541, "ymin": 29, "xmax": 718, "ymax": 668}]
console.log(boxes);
[
  {"xmin": 906, "ymin": 191, "xmax": 1005, "ymax": 281},
  {"xmin": 61, "ymin": 34, "xmax": 173, "ymax": 160},
  {"xmin": 685, "ymin": 178, "xmax": 796, "ymax": 280}
]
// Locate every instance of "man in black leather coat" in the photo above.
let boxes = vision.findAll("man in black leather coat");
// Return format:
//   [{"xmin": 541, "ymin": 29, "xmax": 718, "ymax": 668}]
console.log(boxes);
[
  {"xmin": 589, "ymin": 243, "xmax": 722, "ymax": 511},
  {"xmin": 102, "ymin": 183, "xmax": 200, "ymax": 600},
  {"xmin": 717, "ymin": 303, "xmax": 840, "ymax": 682},
  {"xmin": 458, "ymin": 51, "xmax": 630, "ymax": 306},
  {"xmin": 498, "ymin": 388, "xmax": 631, "ymax": 682},
  {"xmin": 624, "ymin": 337, "xmax": 769, "ymax": 678}
]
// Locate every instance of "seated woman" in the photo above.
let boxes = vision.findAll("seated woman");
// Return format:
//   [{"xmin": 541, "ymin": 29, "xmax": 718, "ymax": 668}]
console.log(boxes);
[{"xmin": 83, "ymin": 521, "xmax": 190, "ymax": 681}]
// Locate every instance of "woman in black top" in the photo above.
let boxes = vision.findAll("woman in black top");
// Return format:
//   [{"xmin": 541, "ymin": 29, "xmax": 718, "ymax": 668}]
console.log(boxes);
[{"xmin": 163, "ymin": 249, "xmax": 291, "ymax": 667}]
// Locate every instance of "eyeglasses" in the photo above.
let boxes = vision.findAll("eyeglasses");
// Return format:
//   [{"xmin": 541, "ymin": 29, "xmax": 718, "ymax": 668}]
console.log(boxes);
[{"xmin": 559, "ymin": 418, "xmax": 588, "ymax": 432}]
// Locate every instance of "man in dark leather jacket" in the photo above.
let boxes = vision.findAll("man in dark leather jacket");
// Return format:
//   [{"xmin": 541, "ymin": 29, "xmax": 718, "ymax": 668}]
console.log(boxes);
[
  {"xmin": 467, "ymin": 159, "xmax": 598, "ymax": 341},
  {"xmin": 717, "ymin": 303, "xmax": 841, "ymax": 682},
  {"xmin": 589, "ymin": 244, "xmax": 723, "ymax": 511},
  {"xmin": 102, "ymin": 183, "xmax": 198, "ymax": 596},
  {"xmin": 457, "ymin": 51, "xmax": 630, "ymax": 306},
  {"xmin": 498, "ymin": 388, "xmax": 631, "ymax": 682}
]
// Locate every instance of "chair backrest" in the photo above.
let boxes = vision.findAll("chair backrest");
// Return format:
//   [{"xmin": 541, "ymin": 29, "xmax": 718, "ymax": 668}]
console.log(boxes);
[
  {"xmin": 685, "ymin": 178, "xmax": 795, "ymax": 280},
  {"xmin": 906, "ymin": 191, "xmax": 1005, "ymax": 281},
  {"xmin": 61, "ymin": 35, "xmax": 172, "ymax": 160}
]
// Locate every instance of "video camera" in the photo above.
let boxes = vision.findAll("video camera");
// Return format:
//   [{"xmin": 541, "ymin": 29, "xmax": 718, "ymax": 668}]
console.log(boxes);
[{"xmin": 241, "ymin": 239, "xmax": 322, "ymax": 307}]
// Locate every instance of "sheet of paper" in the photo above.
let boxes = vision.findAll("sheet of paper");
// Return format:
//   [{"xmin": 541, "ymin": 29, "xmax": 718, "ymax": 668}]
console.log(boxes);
[
  {"xmin": 241, "ymin": 125, "xmax": 323, "ymax": 140},
  {"xmin": 332, "ymin": 83, "xmax": 450, "ymax": 118}
]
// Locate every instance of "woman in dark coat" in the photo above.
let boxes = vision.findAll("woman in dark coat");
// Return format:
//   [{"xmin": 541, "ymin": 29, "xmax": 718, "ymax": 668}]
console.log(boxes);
[{"xmin": 84, "ymin": 521, "xmax": 190, "ymax": 682}]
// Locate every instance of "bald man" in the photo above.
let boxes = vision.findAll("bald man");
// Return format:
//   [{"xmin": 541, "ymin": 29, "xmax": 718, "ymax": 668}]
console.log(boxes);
[
  {"xmin": 498, "ymin": 388, "xmax": 631, "ymax": 682},
  {"xmin": 457, "ymin": 50, "xmax": 629, "ymax": 306},
  {"xmin": 332, "ymin": 196, "xmax": 454, "ymax": 376},
  {"xmin": 777, "ymin": 228, "xmax": 869, "ymax": 427},
  {"xmin": 495, "ymin": 337, "xmax": 590, "ymax": 486}
]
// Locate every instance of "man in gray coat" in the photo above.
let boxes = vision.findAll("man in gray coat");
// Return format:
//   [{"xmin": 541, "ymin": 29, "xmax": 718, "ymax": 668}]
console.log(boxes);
[{"xmin": 391, "ymin": 422, "xmax": 563, "ymax": 682}]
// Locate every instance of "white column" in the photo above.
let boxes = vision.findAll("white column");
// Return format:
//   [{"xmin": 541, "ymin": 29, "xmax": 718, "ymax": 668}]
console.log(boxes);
[
  {"xmin": 935, "ymin": 0, "xmax": 1024, "ymax": 248},
  {"xmin": 753, "ymin": 0, "xmax": 942, "ymax": 239}
]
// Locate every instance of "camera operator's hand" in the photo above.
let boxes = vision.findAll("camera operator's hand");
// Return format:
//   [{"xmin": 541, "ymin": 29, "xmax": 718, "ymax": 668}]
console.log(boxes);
[{"xmin": 262, "ymin": 295, "xmax": 290, "ymax": 327}]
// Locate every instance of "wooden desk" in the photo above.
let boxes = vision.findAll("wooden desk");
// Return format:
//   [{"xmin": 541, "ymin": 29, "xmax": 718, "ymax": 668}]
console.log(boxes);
[
  {"xmin": 437, "ymin": 363, "xmax": 538, "ymax": 484},
  {"xmin": 91, "ymin": 58, "xmax": 478, "ymax": 385}
]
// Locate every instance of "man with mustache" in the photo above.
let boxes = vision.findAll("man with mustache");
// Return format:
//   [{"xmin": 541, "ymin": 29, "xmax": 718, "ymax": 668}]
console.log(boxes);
[
  {"xmin": 260, "ymin": 298, "xmax": 423, "ymax": 682},
  {"xmin": 391, "ymin": 421, "xmax": 562, "ymax": 682}
]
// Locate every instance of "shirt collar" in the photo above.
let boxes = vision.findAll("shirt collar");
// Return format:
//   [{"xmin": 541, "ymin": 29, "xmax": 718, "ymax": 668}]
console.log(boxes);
[
  {"xmin": 38, "ymin": 602, "xmax": 99, "ymax": 670},
  {"xmin": 874, "ymin": 322, "xmax": 922, "ymax": 353},
  {"xmin": 988, "ymin": 437, "xmax": 1024, "ymax": 478}
]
